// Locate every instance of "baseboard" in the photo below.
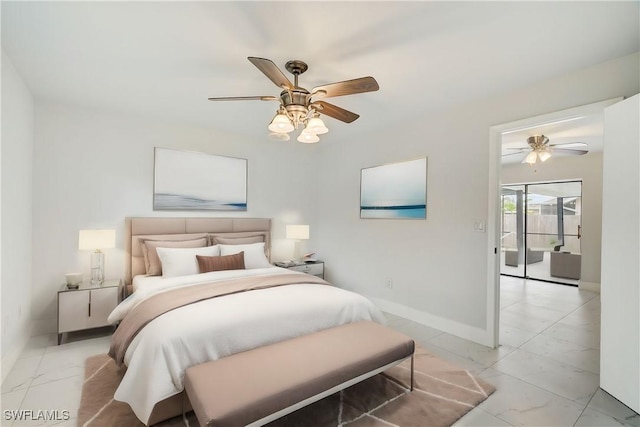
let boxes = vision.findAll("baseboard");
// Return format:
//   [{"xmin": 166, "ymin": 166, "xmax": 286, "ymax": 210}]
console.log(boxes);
[
  {"xmin": 579, "ymin": 281, "xmax": 600, "ymax": 293},
  {"xmin": 369, "ymin": 296, "xmax": 493, "ymax": 348},
  {"xmin": 1, "ymin": 322, "xmax": 33, "ymax": 384}
]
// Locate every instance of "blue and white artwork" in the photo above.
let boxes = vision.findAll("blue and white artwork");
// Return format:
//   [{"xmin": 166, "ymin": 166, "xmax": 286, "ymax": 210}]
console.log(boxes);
[
  {"xmin": 154, "ymin": 148, "xmax": 247, "ymax": 211},
  {"xmin": 360, "ymin": 157, "xmax": 427, "ymax": 219}
]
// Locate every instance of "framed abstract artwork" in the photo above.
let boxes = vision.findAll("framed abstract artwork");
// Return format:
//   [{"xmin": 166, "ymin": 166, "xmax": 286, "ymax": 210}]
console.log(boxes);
[
  {"xmin": 360, "ymin": 157, "xmax": 427, "ymax": 219},
  {"xmin": 153, "ymin": 148, "xmax": 247, "ymax": 211}
]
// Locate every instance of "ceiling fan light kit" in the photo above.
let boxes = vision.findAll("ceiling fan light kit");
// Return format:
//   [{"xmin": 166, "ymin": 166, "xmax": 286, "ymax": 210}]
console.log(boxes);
[
  {"xmin": 523, "ymin": 135, "xmax": 552, "ymax": 165},
  {"xmin": 209, "ymin": 57, "xmax": 379, "ymax": 144}
]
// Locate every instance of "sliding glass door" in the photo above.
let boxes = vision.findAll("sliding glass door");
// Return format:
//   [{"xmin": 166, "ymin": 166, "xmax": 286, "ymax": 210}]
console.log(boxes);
[
  {"xmin": 501, "ymin": 185, "xmax": 525, "ymax": 278},
  {"xmin": 500, "ymin": 181, "xmax": 582, "ymax": 286}
]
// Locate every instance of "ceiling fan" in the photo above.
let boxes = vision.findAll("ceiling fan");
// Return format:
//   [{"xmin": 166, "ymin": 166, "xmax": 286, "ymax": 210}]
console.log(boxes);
[
  {"xmin": 208, "ymin": 57, "xmax": 379, "ymax": 143},
  {"xmin": 502, "ymin": 135, "xmax": 589, "ymax": 165}
]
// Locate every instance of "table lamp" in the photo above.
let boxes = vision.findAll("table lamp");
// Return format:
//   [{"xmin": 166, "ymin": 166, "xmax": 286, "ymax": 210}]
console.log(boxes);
[
  {"xmin": 286, "ymin": 225, "xmax": 309, "ymax": 265},
  {"xmin": 79, "ymin": 229, "xmax": 116, "ymax": 286}
]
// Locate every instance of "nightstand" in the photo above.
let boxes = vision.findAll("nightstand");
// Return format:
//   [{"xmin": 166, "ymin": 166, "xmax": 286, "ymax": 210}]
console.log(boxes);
[
  {"xmin": 57, "ymin": 279, "xmax": 121, "ymax": 345},
  {"xmin": 283, "ymin": 261, "xmax": 324, "ymax": 279}
]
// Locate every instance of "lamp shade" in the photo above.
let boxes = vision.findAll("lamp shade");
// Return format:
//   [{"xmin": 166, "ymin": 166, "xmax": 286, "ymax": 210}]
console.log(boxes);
[
  {"xmin": 297, "ymin": 131, "xmax": 320, "ymax": 144},
  {"xmin": 268, "ymin": 132, "xmax": 291, "ymax": 142},
  {"xmin": 523, "ymin": 151, "xmax": 538, "ymax": 165},
  {"xmin": 538, "ymin": 149, "xmax": 551, "ymax": 162},
  {"xmin": 79, "ymin": 229, "xmax": 116, "ymax": 250},
  {"xmin": 306, "ymin": 116, "xmax": 328, "ymax": 135},
  {"xmin": 268, "ymin": 113, "xmax": 294, "ymax": 133},
  {"xmin": 286, "ymin": 225, "xmax": 309, "ymax": 240}
]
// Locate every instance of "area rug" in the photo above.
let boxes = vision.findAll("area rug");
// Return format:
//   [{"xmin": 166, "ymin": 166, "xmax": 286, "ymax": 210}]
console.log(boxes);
[{"xmin": 78, "ymin": 347, "xmax": 494, "ymax": 427}]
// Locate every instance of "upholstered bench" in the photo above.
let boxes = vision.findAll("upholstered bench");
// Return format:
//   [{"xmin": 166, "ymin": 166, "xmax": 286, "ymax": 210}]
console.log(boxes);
[{"xmin": 183, "ymin": 321, "xmax": 415, "ymax": 427}]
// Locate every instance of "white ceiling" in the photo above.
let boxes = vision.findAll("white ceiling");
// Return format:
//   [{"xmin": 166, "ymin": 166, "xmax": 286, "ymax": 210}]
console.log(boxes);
[{"xmin": 2, "ymin": 1, "xmax": 639, "ymax": 144}]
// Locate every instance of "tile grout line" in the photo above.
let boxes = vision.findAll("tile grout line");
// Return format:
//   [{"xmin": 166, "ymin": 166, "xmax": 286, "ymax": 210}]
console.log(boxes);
[{"xmin": 573, "ymin": 388, "xmax": 599, "ymax": 426}]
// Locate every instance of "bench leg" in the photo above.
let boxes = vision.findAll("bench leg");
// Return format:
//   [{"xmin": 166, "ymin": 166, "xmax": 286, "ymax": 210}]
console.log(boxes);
[
  {"xmin": 410, "ymin": 355, "xmax": 414, "ymax": 391},
  {"xmin": 182, "ymin": 391, "xmax": 189, "ymax": 426}
]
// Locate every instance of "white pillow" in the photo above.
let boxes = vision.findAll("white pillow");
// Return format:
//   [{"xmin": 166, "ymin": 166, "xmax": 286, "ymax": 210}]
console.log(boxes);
[
  {"xmin": 156, "ymin": 245, "xmax": 220, "ymax": 278},
  {"xmin": 219, "ymin": 242, "xmax": 271, "ymax": 269}
]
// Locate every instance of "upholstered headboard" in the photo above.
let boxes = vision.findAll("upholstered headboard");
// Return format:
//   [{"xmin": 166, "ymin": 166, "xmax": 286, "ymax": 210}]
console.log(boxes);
[{"xmin": 125, "ymin": 217, "xmax": 272, "ymax": 286}]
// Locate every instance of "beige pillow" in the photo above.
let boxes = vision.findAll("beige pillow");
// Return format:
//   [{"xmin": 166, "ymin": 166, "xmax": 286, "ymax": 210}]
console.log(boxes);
[
  {"xmin": 211, "ymin": 235, "xmax": 264, "ymax": 245},
  {"xmin": 141, "ymin": 237, "xmax": 207, "ymax": 276},
  {"xmin": 197, "ymin": 252, "xmax": 245, "ymax": 273}
]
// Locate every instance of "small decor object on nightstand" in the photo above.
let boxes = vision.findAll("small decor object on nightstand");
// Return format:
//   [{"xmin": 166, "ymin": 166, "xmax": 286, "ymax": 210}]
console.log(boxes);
[
  {"xmin": 303, "ymin": 252, "xmax": 317, "ymax": 263},
  {"xmin": 65, "ymin": 273, "xmax": 83, "ymax": 289}
]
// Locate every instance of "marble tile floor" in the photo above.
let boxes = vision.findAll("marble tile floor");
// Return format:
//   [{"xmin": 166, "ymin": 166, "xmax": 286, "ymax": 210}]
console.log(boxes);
[
  {"xmin": 1, "ymin": 276, "xmax": 638, "ymax": 426},
  {"xmin": 387, "ymin": 276, "xmax": 638, "ymax": 427}
]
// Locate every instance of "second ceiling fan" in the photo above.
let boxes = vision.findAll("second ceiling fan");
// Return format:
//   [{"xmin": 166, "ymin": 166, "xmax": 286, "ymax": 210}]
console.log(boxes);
[
  {"xmin": 503, "ymin": 135, "xmax": 589, "ymax": 164},
  {"xmin": 208, "ymin": 57, "xmax": 379, "ymax": 143}
]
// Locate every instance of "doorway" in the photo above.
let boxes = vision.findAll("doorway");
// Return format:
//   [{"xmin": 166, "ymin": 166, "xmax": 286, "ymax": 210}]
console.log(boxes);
[
  {"xmin": 500, "ymin": 181, "xmax": 582, "ymax": 286},
  {"xmin": 485, "ymin": 97, "xmax": 621, "ymax": 348}
]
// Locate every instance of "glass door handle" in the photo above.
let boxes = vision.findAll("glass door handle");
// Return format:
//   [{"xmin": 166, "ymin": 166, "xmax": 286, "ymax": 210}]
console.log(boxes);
[{"xmin": 578, "ymin": 225, "xmax": 582, "ymax": 239}]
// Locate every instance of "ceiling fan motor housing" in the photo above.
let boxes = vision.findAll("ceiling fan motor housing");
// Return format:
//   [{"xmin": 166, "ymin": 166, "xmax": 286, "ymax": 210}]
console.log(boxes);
[
  {"xmin": 527, "ymin": 135, "xmax": 549, "ymax": 149},
  {"xmin": 280, "ymin": 89, "xmax": 313, "ymax": 128}
]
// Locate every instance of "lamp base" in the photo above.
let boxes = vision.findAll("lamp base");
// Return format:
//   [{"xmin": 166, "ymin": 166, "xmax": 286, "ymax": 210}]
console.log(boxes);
[{"xmin": 90, "ymin": 251, "xmax": 105, "ymax": 286}]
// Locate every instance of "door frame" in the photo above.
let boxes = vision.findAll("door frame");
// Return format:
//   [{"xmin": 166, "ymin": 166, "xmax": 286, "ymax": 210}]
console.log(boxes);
[{"xmin": 485, "ymin": 97, "xmax": 622, "ymax": 348}]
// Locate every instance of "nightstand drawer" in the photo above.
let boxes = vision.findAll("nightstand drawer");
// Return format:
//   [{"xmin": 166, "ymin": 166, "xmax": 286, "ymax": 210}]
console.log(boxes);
[{"xmin": 288, "ymin": 263, "xmax": 324, "ymax": 277}]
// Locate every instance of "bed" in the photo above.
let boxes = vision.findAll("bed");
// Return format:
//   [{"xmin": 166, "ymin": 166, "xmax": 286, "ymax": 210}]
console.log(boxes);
[{"xmin": 109, "ymin": 217, "xmax": 385, "ymax": 425}]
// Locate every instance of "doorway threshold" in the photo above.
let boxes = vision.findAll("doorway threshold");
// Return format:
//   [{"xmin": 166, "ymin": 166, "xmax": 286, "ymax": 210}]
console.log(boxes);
[{"xmin": 500, "ymin": 273, "xmax": 578, "ymax": 287}]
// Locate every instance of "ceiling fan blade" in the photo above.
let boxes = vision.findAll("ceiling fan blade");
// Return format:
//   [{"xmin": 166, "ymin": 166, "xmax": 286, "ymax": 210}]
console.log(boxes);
[
  {"xmin": 208, "ymin": 96, "xmax": 278, "ymax": 101},
  {"xmin": 313, "ymin": 101, "xmax": 359, "ymax": 123},
  {"xmin": 548, "ymin": 142, "xmax": 588, "ymax": 148},
  {"xmin": 551, "ymin": 148, "xmax": 589, "ymax": 156},
  {"xmin": 248, "ymin": 57, "xmax": 294, "ymax": 90},
  {"xmin": 311, "ymin": 76, "xmax": 379, "ymax": 99},
  {"xmin": 502, "ymin": 150, "xmax": 527, "ymax": 157}
]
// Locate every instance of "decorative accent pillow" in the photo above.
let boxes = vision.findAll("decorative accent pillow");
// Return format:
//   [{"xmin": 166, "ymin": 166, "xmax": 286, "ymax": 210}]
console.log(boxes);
[
  {"xmin": 197, "ymin": 252, "xmax": 245, "ymax": 273},
  {"xmin": 156, "ymin": 245, "xmax": 220, "ymax": 278},
  {"xmin": 141, "ymin": 237, "xmax": 208, "ymax": 276},
  {"xmin": 219, "ymin": 242, "xmax": 271, "ymax": 269},
  {"xmin": 211, "ymin": 235, "xmax": 264, "ymax": 245}
]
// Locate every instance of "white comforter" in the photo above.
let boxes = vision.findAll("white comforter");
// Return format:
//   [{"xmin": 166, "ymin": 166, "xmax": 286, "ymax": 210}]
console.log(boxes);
[{"xmin": 108, "ymin": 267, "xmax": 385, "ymax": 424}]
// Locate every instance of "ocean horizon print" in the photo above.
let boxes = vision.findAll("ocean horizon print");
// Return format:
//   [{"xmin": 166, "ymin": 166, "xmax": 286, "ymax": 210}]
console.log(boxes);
[
  {"xmin": 154, "ymin": 193, "xmax": 247, "ymax": 210},
  {"xmin": 360, "ymin": 205, "xmax": 426, "ymax": 219},
  {"xmin": 360, "ymin": 157, "xmax": 427, "ymax": 219},
  {"xmin": 154, "ymin": 148, "xmax": 247, "ymax": 211}
]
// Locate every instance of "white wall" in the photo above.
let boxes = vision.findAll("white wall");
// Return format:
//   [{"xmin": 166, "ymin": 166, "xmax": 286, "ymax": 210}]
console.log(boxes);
[
  {"xmin": 31, "ymin": 103, "xmax": 320, "ymax": 334},
  {"xmin": 600, "ymin": 94, "xmax": 640, "ymax": 413},
  {"xmin": 1, "ymin": 50, "xmax": 35, "ymax": 378},
  {"xmin": 315, "ymin": 53, "xmax": 639, "ymax": 345},
  {"xmin": 502, "ymin": 152, "xmax": 603, "ymax": 289}
]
